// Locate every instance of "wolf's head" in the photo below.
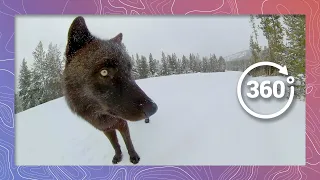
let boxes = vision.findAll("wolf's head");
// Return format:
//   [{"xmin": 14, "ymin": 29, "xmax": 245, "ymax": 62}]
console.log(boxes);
[{"xmin": 63, "ymin": 16, "xmax": 158, "ymax": 121}]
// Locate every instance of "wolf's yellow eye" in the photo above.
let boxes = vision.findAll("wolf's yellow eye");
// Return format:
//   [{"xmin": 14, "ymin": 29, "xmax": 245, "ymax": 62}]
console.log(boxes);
[{"xmin": 100, "ymin": 69, "xmax": 108, "ymax": 76}]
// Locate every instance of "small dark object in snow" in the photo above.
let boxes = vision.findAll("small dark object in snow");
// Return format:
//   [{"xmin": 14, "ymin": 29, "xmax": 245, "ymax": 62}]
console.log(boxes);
[{"xmin": 145, "ymin": 118, "xmax": 150, "ymax": 123}]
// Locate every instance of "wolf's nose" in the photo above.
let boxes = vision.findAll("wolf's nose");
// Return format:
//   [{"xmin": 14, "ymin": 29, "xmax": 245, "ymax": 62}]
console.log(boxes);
[{"xmin": 142, "ymin": 101, "xmax": 158, "ymax": 118}]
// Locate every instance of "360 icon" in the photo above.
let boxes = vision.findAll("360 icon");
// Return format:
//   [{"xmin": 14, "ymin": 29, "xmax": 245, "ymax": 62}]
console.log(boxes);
[
  {"xmin": 247, "ymin": 76, "xmax": 295, "ymax": 99},
  {"xmin": 237, "ymin": 62, "xmax": 295, "ymax": 119}
]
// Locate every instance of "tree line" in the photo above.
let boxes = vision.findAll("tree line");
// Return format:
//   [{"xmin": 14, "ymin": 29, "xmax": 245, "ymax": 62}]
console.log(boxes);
[
  {"xmin": 15, "ymin": 41, "xmax": 227, "ymax": 113},
  {"xmin": 131, "ymin": 52, "xmax": 226, "ymax": 79},
  {"xmin": 16, "ymin": 42, "xmax": 64, "ymax": 113}
]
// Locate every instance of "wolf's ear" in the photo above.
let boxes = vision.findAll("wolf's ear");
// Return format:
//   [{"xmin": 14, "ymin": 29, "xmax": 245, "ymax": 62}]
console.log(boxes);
[
  {"xmin": 65, "ymin": 16, "xmax": 94, "ymax": 60},
  {"xmin": 111, "ymin": 33, "xmax": 123, "ymax": 44}
]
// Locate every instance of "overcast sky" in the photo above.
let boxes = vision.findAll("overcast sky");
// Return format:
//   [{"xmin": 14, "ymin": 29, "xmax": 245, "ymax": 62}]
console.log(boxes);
[{"xmin": 15, "ymin": 15, "xmax": 267, "ymax": 80}]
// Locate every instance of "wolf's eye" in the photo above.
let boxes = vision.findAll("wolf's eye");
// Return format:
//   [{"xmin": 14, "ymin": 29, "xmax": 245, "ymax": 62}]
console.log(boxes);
[{"xmin": 100, "ymin": 69, "xmax": 108, "ymax": 76}]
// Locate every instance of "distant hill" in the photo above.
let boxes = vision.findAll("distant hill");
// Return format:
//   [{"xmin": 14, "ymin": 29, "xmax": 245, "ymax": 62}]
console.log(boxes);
[
  {"xmin": 224, "ymin": 50, "xmax": 252, "ymax": 61},
  {"xmin": 224, "ymin": 50, "xmax": 252, "ymax": 72}
]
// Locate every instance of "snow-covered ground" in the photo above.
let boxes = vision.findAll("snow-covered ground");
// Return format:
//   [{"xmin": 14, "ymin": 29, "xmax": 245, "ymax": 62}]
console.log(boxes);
[{"xmin": 15, "ymin": 72, "xmax": 305, "ymax": 166}]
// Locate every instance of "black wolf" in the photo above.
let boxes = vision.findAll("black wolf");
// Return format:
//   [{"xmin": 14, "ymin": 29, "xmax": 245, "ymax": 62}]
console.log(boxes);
[{"xmin": 62, "ymin": 16, "xmax": 158, "ymax": 164}]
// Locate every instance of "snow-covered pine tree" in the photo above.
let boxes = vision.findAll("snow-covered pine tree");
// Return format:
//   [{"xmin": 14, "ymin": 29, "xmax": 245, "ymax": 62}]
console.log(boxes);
[
  {"xmin": 154, "ymin": 59, "xmax": 161, "ymax": 77},
  {"xmin": 176, "ymin": 58, "xmax": 182, "ymax": 74},
  {"xmin": 189, "ymin": 53, "xmax": 197, "ymax": 73},
  {"xmin": 160, "ymin": 51, "xmax": 168, "ymax": 76},
  {"xmin": 130, "ymin": 55, "xmax": 140, "ymax": 79},
  {"xmin": 18, "ymin": 58, "xmax": 35, "ymax": 110},
  {"xmin": 194, "ymin": 54, "xmax": 202, "ymax": 72},
  {"xmin": 30, "ymin": 41, "xmax": 47, "ymax": 105},
  {"xmin": 149, "ymin": 53, "xmax": 157, "ymax": 77},
  {"xmin": 139, "ymin": 55, "xmax": 149, "ymax": 79},
  {"xmin": 135, "ymin": 53, "xmax": 143, "ymax": 79},
  {"xmin": 15, "ymin": 92, "xmax": 23, "ymax": 113},
  {"xmin": 249, "ymin": 35, "xmax": 262, "ymax": 76},
  {"xmin": 209, "ymin": 54, "xmax": 218, "ymax": 72},
  {"xmin": 283, "ymin": 15, "xmax": 305, "ymax": 76},
  {"xmin": 166, "ymin": 54, "xmax": 173, "ymax": 75},
  {"xmin": 249, "ymin": 15, "xmax": 262, "ymax": 72},
  {"xmin": 168, "ymin": 53, "xmax": 179, "ymax": 74},
  {"xmin": 218, "ymin": 56, "xmax": 226, "ymax": 72},
  {"xmin": 283, "ymin": 15, "xmax": 306, "ymax": 99},
  {"xmin": 181, "ymin": 55, "xmax": 189, "ymax": 74},
  {"xmin": 256, "ymin": 15, "xmax": 285, "ymax": 75},
  {"xmin": 44, "ymin": 43, "xmax": 63, "ymax": 101},
  {"xmin": 201, "ymin": 57, "xmax": 208, "ymax": 72}
]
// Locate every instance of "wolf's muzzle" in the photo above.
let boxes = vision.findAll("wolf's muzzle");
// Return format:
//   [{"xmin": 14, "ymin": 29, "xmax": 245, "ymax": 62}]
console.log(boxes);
[{"xmin": 141, "ymin": 100, "xmax": 158, "ymax": 118}]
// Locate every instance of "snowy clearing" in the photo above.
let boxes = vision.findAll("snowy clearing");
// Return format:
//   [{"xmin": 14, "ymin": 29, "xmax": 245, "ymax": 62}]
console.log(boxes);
[{"xmin": 15, "ymin": 72, "xmax": 305, "ymax": 166}]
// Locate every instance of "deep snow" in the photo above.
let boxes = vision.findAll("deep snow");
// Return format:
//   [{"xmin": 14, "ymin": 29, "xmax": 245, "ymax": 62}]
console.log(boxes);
[{"xmin": 15, "ymin": 72, "xmax": 305, "ymax": 166}]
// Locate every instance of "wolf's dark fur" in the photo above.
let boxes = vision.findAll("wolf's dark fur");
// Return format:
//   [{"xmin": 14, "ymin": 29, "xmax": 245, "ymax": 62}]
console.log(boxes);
[{"xmin": 62, "ymin": 16, "xmax": 158, "ymax": 164}]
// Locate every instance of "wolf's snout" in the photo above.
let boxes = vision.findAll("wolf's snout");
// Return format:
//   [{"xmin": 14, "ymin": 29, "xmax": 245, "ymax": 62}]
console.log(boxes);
[{"xmin": 141, "ymin": 101, "xmax": 158, "ymax": 118}]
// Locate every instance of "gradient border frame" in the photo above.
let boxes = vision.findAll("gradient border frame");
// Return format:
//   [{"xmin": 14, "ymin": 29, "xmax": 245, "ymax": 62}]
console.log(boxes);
[{"xmin": 1, "ymin": 0, "xmax": 319, "ymax": 179}]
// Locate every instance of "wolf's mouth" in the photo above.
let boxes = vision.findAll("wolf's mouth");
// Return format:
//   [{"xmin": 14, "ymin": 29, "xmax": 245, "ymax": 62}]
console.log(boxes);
[
  {"xmin": 107, "ymin": 110, "xmax": 118, "ymax": 117},
  {"xmin": 143, "ymin": 111, "xmax": 148, "ymax": 118}
]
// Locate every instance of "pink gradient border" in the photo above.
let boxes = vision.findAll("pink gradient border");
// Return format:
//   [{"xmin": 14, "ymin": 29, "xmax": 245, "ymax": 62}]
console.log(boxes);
[{"xmin": 0, "ymin": 0, "xmax": 319, "ymax": 179}]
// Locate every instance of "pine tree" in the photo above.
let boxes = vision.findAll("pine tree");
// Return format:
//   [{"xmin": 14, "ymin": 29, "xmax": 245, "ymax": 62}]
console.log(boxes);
[
  {"xmin": 130, "ymin": 55, "xmax": 139, "ymax": 79},
  {"xmin": 202, "ymin": 57, "xmax": 209, "ymax": 72},
  {"xmin": 218, "ymin": 56, "xmax": 226, "ymax": 72},
  {"xmin": 160, "ymin": 52, "xmax": 168, "ymax": 76},
  {"xmin": 209, "ymin": 54, "xmax": 218, "ymax": 72},
  {"xmin": 168, "ymin": 53, "xmax": 178, "ymax": 74},
  {"xmin": 15, "ymin": 93, "xmax": 23, "ymax": 113},
  {"xmin": 154, "ymin": 59, "xmax": 161, "ymax": 77},
  {"xmin": 283, "ymin": 15, "xmax": 306, "ymax": 99},
  {"xmin": 177, "ymin": 58, "xmax": 182, "ymax": 74},
  {"xmin": 194, "ymin": 54, "xmax": 202, "ymax": 72},
  {"xmin": 18, "ymin": 58, "xmax": 34, "ymax": 110},
  {"xmin": 283, "ymin": 15, "xmax": 305, "ymax": 76},
  {"xmin": 138, "ymin": 55, "xmax": 149, "ymax": 79},
  {"xmin": 149, "ymin": 53, "xmax": 157, "ymax": 77},
  {"xmin": 30, "ymin": 41, "xmax": 47, "ymax": 105},
  {"xmin": 256, "ymin": 15, "xmax": 285, "ymax": 75},
  {"xmin": 249, "ymin": 15, "xmax": 262, "ymax": 76},
  {"xmin": 135, "ymin": 53, "xmax": 142, "ymax": 78},
  {"xmin": 44, "ymin": 43, "xmax": 63, "ymax": 101},
  {"xmin": 166, "ymin": 54, "xmax": 173, "ymax": 75},
  {"xmin": 189, "ymin": 53, "xmax": 196, "ymax": 73},
  {"xmin": 181, "ymin": 55, "xmax": 189, "ymax": 73}
]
